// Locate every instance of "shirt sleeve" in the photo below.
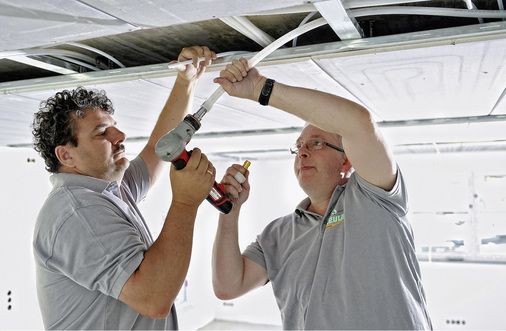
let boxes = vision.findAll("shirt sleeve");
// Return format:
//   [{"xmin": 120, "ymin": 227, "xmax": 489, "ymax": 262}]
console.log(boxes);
[
  {"xmin": 243, "ymin": 239, "xmax": 267, "ymax": 270},
  {"xmin": 122, "ymin": 156, "xmax": 151, "ymax": 204},
  {"xmin": 353, "ymin": 164, "xmax": 409, "ymax": 218}
]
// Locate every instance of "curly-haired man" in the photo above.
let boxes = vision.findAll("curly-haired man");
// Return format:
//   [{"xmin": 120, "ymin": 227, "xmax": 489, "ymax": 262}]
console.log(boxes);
[{"xmin": 32, "ymin": 46, "xmax": 216, "ymax": 330}]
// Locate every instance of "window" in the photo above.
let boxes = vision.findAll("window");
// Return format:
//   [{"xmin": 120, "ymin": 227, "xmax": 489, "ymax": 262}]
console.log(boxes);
[{"xmin": 398, "ymin": 152, "xmax": 506, "ymax": 263}]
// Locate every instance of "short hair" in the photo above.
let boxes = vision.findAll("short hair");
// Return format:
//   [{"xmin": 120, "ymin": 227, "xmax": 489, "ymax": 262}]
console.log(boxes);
[
  {"xmin": 32, "ymin": 87, "xmax": 114, "ymax": 173},
  {"xmin": 302, "ymin": 122, "xmax": 343, "ymax": 149}
]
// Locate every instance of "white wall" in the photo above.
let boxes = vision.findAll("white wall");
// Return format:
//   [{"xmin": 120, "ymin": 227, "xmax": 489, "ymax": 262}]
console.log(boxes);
[
  {"xmin": 0, "ymin": 147, "xmax": 48, "ymax": 329},
  {"xmin": 421, "ymin": 262, "xmax": 506, "ymax": 329},
  {"xmin": 137, "ymin": 155, "xmax": 301, "ymax": 328},
  {"xmin": 1, "ymin": 145, "xmax": 506, "ymax": 330}
]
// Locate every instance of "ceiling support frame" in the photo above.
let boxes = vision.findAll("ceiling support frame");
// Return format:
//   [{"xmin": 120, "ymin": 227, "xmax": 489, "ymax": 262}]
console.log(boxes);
[
  {"xmin": 7, "ymin": 56, "xmax": 80, "ymax": 75},
  {"xmin": 314, "ymin": 0, "xmax": 364, "ymax": 40},
  {"xmin": 219, "ymin": 16, "xmax": 275, "ymax": 47},
  {"xmin": 1, "ymin": 21, "xmax": 505, "ymax": 95}
]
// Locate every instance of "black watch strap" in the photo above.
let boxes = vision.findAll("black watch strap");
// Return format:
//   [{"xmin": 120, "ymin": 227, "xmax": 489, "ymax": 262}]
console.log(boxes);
[{"xmin": 258, "ymin": 78, "xmax": 275, "ymax": 106}]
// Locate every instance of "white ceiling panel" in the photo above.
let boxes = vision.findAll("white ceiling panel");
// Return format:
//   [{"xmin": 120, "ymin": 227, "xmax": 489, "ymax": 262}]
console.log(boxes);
[
  {"xmin": 0, "ymin": 0, "xmax": 136, "ymax": 51},
  {"xmin": 1, "ymin": 0, "xmax": 506, "ymax": 153},
  {"xmin": 316, "ymin": 37, "xmax": 506, "ymax": 121},
  {"xmin": 88, "ymin": 80, "xmax": 176, "ymax": 138},
  {"xmin": 1, "ymin": 0, "xmax": 310, "ymax": 52},
  {"xmin": 80, "ymin": 0, "xmax": 308, "ymax": 27},
  {"xmin": 3, "ymin": 36, "xmax": 506, "ymax": 147},
  {"xmin": 0, "ymin": 92, "xmax": 56, "ymax": 145}
]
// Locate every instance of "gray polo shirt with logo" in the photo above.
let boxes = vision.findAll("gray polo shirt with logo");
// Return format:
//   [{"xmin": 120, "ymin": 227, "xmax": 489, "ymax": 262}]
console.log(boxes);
[
  {"xmin": 33, "ymin": 156, "xmax": 178, "ymax": 330},
  {"xmin": 243, "ymin": 168, "xmax": 432, "ymax": 330}
]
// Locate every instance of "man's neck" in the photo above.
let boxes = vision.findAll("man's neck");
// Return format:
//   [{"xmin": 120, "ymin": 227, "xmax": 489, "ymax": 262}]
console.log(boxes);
[
  {"xmin": 306, "ymin": 178, "xmax": 349, "ymax": 216},
  {"xmin": 59, "ymin": 166, "xmax": 124, "ymax": 185},
  {"xmin": 307, "ymin": 198, "xmax": 330, "ymax": 216}
]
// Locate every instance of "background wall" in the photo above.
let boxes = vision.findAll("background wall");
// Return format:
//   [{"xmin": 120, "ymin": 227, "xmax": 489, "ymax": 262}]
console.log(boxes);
[{"xmin": 1, "ymin": 144, "xmax": 505, "ymax": 330}]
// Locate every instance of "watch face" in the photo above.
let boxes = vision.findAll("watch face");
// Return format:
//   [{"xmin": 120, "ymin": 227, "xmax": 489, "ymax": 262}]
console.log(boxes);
[
  {"xmin": 259, "ymin": 79, "xmax": 275, "ymax": 105},
  {"xmin": 263, "ymin": 79, "xmax": 273, "ymax": 94}
]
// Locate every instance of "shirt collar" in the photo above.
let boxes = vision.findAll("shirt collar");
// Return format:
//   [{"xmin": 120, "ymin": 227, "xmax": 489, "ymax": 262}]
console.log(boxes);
[
  {"xmin": 295, "ymin": 182, "xmax": 347, "ymax": 217},
  {"xmin": 50, "ymin": 173, "xmax": 122, "ymax": 199}
]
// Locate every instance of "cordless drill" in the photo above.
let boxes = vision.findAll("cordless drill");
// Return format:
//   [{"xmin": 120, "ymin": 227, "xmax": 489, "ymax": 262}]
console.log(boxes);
[{"xmin": 155, "ymin": 114, "xmax": 233, "ymax": 214}]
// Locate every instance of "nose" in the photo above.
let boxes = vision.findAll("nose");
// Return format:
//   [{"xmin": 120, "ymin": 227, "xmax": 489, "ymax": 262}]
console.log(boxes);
[
  {"xmin": 111, "ymin": 127, "xmax": 127, "ymax": 145},
  {"xmin": 297, "ymin": 143, "xmax": 310, "ymax": 158},
  {"xmin": 297, "ymin": 150, "xmax": 309, "ymax": 158}
]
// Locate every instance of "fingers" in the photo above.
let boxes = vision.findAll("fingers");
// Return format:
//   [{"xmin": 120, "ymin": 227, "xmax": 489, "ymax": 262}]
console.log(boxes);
[
  {"xmin": 174, "ymin": 46, "xmax": 217, "ymax": 79},
  {"xmin": 222, "ymin": 59, "xmax": 249, "ymax": 82},
  {"xmin": 213, "ymin": 58, "xmax": 262, "ymax": 101},
  {"xmin": 178, "ymin": 46, "xmax": 217, "ymax": 68},
  {"xmin": 169, "ymin": 148, "xmax": 216, "ymax": 208},
  {"xmin": 234, "ymin": 171, "xmax": 246, "ymax": 184},
  {"xmin": 186, "ymin": 148, "xmax": 215, "ymax": 180},
  {"xmin": 206, "ymin": 164, "xmax": 217, "ymax": 181},
  {"xmin": 222, "ymin": 164, "xmax": 250, "ymax": 199}
]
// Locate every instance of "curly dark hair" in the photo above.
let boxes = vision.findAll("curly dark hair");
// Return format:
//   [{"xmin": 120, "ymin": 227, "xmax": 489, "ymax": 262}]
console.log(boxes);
[{"xmin": 32, "ymin": 86, "xmax": 115, "ymax": 173}]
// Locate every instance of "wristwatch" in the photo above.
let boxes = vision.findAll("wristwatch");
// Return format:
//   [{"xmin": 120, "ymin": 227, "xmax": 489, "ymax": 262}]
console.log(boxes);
[{"xmin": 258, "ymin": 78, "xmax": 275, "ymax": 106}]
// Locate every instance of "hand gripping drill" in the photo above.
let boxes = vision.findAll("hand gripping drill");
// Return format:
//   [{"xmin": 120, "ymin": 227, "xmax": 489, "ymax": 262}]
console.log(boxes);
[{"xmin": 155, "ymin": 113, "xmax": 233, "ymax": 214}]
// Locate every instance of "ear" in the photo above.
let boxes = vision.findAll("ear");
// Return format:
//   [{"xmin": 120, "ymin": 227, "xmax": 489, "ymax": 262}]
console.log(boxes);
[
  {"xmin": 342, "ymin": 155, "xmax": 353, "ymax": 173},
  {"xmin": 55, "ymin": 145, "xmax": 75, "ymax": 168}
]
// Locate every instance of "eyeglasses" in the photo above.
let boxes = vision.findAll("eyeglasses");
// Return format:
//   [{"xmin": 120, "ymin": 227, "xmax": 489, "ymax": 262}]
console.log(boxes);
[{"xmin": 290, "ymin": 139, "xmax": 345, "ymax": 155}]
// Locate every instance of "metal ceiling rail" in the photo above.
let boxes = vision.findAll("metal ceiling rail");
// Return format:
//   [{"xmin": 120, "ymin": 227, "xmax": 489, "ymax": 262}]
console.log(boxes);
[
  {"xmin": 65, "ymin": 42, "xmax": 126, "ymax": 68},
  {"xmin": 1, "ymin": 21, "xmax": 505, "ymax": 95},
  {"xmin": 8, "ymin": 56, "xmax": 79, "ymax": 75},
  {"xmin": 314, "ymin": 0, "xmax": 364, "ymax": 40},
  {"xmin": 350, "ymin": 6, "xmax": 506, "ymax": 19},
  {"xmin": 346, "ymin": 0, "xmax": 434, "ymax": 7},
  {"xmin": 193, "ymin": 114, "xmax": 506, "ymax": 138},
  {"xmin": 0, "ymin": 49, "xmax": 99, "ymax": 65},
  {"xmin": 392, "ymin": 140, "xmax": 506, "ymax": 154},
  {"xmin": 376, "ymin": 114, "xmax": 506, "ymax": 128},
  {"xmin": 199, "ymin": 140, "xmax": 506, "ymax": 162},
  {"xmin": 254, "ymin": 0, "xmax": 504, "ymax": 15},
  {"xmin": 2, "ymin": 42, "xmax": 126, "ymax": 76},
  {"xmin": 219, "ymin": 16, "xmax": 275, "ymax": 47},
  {"xmin": 252, "ymin": 0, "xmax": 430, "ymax": 15},
  {"xmin": 0, "ymin": 49, "xmax": 102, "ymax": 73}
]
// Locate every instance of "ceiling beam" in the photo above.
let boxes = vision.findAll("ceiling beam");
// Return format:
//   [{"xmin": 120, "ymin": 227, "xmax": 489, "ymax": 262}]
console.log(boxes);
[
  {"xmin": 314, "ymin": 0, "xmax": 364, "ymax": 40},
  {"xmin": 220, "ymin": 16, "xmax": 275, "ymax": 47},
  {"xmin": 7, "ymin": 56, "xmax": 80, "ymax": 75},
  {"xmin": 1, "ymin": 21, "xmax": 505, "ymax": 95}
]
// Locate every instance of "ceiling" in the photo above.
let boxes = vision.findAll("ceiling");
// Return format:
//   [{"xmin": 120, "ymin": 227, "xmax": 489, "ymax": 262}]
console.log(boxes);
[{"xmin": 1, "ymin": 0, "xmax": 506, "ymax": 160}]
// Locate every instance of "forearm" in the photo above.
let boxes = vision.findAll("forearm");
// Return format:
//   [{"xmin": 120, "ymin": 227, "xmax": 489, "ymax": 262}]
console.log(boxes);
[
  {"xmin": 266, "ymin": 80, "xmax": 371, "ymax": 139},
  {"xmin": 212, "ymin": 211, "xmax": 247, "ymax": 299},
  {"xmin": 264, "ymin": 80, "xmax": 397, "ymax": 189},
  {"xmin": 151, "ymin": 76, "xmax": 197, "ymax": 144},
  {"xmin": 119, "ymin": 201, "xmax": 198, "ymax": 318},
  {"xmin": 139, "ymin": 75, "xmax": 197, "ymax": 185}
]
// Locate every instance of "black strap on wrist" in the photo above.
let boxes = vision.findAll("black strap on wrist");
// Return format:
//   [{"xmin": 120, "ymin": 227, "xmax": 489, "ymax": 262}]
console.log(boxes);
[{"xmin": 258, "ymin": 78, "xmax": 275, "ymax": 106}]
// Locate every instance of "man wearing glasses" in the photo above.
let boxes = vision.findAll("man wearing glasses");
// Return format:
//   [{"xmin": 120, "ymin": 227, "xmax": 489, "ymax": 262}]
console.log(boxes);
[{"xmin": 212, "ymin": 58, "xmax": 432, "ymax": 330}]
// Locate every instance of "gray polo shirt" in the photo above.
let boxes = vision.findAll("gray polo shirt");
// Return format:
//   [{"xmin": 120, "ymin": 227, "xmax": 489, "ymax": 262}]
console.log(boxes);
[
  {"xmin": 33, "ymin": 156, "xmax": 178, "ymax": 330},
  {"xmin": 243, "ymin": 168, "xmax": 432, "ymax": 330}
]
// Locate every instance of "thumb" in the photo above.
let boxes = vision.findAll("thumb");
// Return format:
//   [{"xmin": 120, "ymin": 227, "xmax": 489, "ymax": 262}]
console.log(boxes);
[{"xmin": 214, "ymin": 77, "xmax": 234, "ymax": 94}]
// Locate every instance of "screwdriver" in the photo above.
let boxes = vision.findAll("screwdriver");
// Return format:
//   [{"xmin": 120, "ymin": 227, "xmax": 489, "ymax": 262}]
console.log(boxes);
[{"xmin": 234, "ymin": 160, "xmax": 251, "ymax": 184}]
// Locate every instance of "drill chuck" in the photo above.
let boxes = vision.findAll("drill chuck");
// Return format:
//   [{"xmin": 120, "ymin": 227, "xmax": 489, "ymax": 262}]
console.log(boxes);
[{"xmin": 155, "ymin": 115, "xmax": 201, "ymax": 162}]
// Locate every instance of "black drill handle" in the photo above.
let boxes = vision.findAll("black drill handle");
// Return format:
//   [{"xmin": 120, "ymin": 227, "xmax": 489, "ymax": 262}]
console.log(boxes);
[{"xmin": 172, "ymin": 149, "xmax": 233, "ymax": 214}]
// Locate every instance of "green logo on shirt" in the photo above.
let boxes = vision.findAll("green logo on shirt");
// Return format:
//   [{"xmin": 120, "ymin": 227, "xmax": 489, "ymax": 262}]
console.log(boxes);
[{"xmin": 326, "ymin": 209, "xmax": 344, "ymax": 229}]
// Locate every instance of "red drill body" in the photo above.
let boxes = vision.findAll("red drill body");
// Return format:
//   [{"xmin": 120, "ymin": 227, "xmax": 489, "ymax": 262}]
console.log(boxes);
[{"xmin": 155, "ymin": 115, "xmax": 232, "ymax": 214}]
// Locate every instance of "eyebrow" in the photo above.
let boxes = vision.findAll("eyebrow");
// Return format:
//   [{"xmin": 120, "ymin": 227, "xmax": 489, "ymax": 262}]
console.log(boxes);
[
  {"xmin": 296, "ymin": 135, "xmax": 323, "ymax": 142},
  {"xmin": 92, "ymin": 121, "xmax": 117, "ymax": 133}
]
